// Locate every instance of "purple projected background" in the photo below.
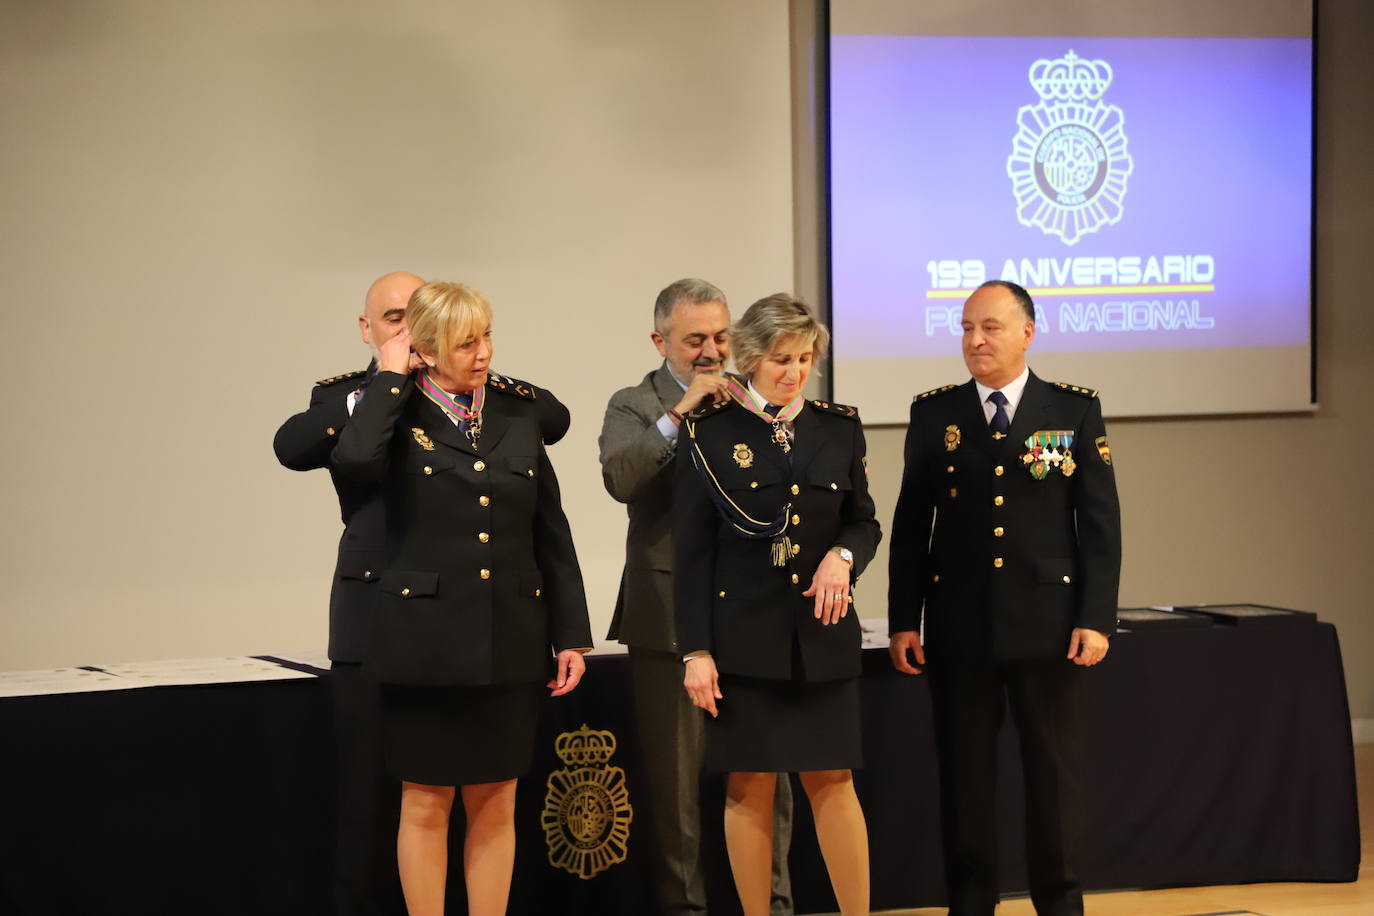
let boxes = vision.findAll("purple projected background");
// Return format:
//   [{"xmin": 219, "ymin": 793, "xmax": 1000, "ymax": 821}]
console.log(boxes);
[{"xmin": 830, "ymin": 36, "xmax": 1313, "ymax": 358}]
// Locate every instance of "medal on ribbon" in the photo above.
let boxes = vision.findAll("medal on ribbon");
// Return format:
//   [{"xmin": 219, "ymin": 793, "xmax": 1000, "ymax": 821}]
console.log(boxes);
[
  {"xmin": 1021, "ymin": 430, "xmax": 1076, "ymax": 480},
  {"xmin": 417, "ymin": 371, "xmax": 486, "ymax": 446},
  {"xmin": 725, "ymin": 377, "xmax": 804, "ymax": 453}
]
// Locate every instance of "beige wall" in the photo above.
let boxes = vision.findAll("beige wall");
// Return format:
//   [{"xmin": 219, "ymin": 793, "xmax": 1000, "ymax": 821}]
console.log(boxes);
[
  {"xmin": 3, "ymin": 1, "xmax": 1371, "ymax": 723},
  {"xmin": 0, "ymin": 1, "xmax": 793, "ymax": 667}
]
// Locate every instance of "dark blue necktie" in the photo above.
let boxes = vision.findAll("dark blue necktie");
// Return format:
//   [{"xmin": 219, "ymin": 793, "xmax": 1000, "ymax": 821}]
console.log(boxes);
[
  {"xmin": 763, "ymin": 403, "xmax": 782, "ymax": 418},
  {"xmin": 988, "ymin": 390, "xmax": 1011, "ymax": 435}
]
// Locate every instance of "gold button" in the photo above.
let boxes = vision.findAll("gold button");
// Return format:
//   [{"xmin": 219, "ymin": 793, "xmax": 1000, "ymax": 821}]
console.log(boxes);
[
  {"xmin": 993, "ymin": 558, "xmax": 1003, "ymax": 569},
  {"xmin": 478, "ymin": 532, "xmax": 489, "ymax": 543},
  {"xmin": 390, "ymin": 386, "xmax": 400, "ymax": 395},
  {"xmin": 326, "ymin": 427, "xmax": 336, "ymax": 436},
  {"xmin": 791, "ymin": 543, "xmax": 801, "ymax": 556},
  {"xmin": 423, "ymin": 466, "xmax": 433, "ymax": 475},
  {"xmin": 994, "ymin": 496, "xmax": 1004, "ymax": 506},
  {"xmin": 534, "ymin": 588, "xmax": 542, "ymax": 597},
  {"xmin": 994, "ymin": 527, "xmax": 1004, "ymax": 537},
  {"xmin": 790, "ymin": 484, "xmax": 800, "ymax": 495},
  {"xmin": 749, "ymin": 481, "xmax": 758, "ymax": 489},
  {"xmin": 791, "ymin": 514, "xmax": 800, "ymax": 526},
  {"xmin": 791, "ymin": 573, "xmax": 800, "ymax": 584},
  {"xmin": 994, "ymin": 465, "xmax": 1005, "ymax": 476},
  {"xmin": 1063, "ymin": 575, "xmax": 1071, "ymax": 584},
  {"xmin": 480, "ymin": 568, "xmax": 491, "ymax": 580},
  {"xmin": 479, "ymin": 495, "xmax": 490, "ymax": 506},
  {"xmin": 401, "ymin": 587, "xmax": 411, "ymax": 597},
  {"xmin": 949, "ymin": 488, "xmax": 958, "ymax": 498},
  {"xmin": 830, "ymin": 482, "xmax": 838, "ymax": 490},
  {"xmin": 946, "ymin": 465, "xmax": 955, "ymax": 473},
  {"xmin": 526, "ymin": 468, "xmax": 534, "ymax": 478},
  {"xmin": 932, "ymin": 574, "xmax": 940, "ymax": 583},
  {"xmin": 363, "ymin": 571, "xmax": 372, "ymax": 580},
  {"xmin": 718, "ymin": 590, "xmax": 727, "ymax": 598},
  {"xmin": 473, "ymin": 460, "xmax": 486, "ymax": 471}
]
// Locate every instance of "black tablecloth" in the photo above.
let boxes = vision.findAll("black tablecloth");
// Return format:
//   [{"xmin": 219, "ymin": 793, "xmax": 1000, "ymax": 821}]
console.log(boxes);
[{"xmin": 0, "ymin": 623, "xmax": 1359, "ymax": 915}]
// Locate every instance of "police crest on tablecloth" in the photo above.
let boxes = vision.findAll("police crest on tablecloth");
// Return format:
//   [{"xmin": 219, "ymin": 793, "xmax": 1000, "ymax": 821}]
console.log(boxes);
[{"xmin": 542, "ymin": 723, "xmax": 633, "ymax": 879}]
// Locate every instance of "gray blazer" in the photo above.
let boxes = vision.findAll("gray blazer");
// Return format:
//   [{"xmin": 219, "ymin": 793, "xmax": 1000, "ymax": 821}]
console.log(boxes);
[{"xmin": 599, "ymin": 363, "xmax": 686, "ymax": 653}]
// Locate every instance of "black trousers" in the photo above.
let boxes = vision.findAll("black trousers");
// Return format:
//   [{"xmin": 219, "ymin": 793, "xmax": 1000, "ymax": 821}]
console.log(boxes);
[
  {"xmin": 927, "ymin": 657, "xmax": 1085, "ymax": 916},
  {"xmin": 331, "ymin": 662, "xmax": 404, "ymax": 916}
]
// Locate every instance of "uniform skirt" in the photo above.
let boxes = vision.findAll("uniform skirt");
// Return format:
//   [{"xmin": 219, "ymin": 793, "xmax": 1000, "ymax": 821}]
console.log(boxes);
[
  {"xmin": 379, "ymin": 682, "xmax": 541, "ymax": 786},
  {"xmin": 705, "ymin": 673, "xmax": 862, "ymax": 773}
]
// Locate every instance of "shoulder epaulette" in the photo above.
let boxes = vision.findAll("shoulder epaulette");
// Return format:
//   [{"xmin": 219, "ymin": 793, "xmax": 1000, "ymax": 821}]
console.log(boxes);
[
  {"xmin": 810, "ymin": 399, "xmax": 859, "ymax": 419},
  {"xmin": 687, "ymin": 399, "xmax": 733, "ymax": 421},
  {"xmin": 486, "ymin": 371, "xmax": 536, "ymax": 400},
  {"xmin": 913, "ymin": 384, "xmax": 958, "ymax": 403},
  {"xmin": 1051, "ymin": 381, "xmax": 1099, "ymax": 398},
  {"xmin": 315, "ymin": 369, "xmax": 366, "ymax": 387}
]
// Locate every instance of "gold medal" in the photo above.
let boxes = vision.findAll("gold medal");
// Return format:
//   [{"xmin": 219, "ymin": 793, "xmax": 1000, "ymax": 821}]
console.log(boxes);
[
  {"xmin": 410, "ymin": 427, "xmax": 435, "ymax": 451},
  {"xmin": 1061, "ymin": 449, "xmax": 1076, "ymax": 477},
  {"xmin": 944, "ymin": 425, "xmax": 961, "ymax": 452},
  {"xmin": 732, "ymin": 443, "xmax": 755, "ymax": 469}
]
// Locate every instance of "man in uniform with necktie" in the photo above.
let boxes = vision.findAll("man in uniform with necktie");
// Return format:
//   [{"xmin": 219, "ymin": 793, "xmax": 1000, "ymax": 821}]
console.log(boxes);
[{"xmin": 887, "ymin": 280, "xmax": 1122, "ymax": 916}]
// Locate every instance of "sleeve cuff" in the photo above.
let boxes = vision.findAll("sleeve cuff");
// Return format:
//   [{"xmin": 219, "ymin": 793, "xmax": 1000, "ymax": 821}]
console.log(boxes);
[{"xmin": 655, "ymin": 413, "xmax": 679, "ymax": 442}]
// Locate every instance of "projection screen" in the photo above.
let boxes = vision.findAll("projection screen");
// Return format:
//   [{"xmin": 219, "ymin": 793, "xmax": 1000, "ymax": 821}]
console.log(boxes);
[{"xmin": 826, "ymin": 0, "xmax": 1315, "ymax": 422}]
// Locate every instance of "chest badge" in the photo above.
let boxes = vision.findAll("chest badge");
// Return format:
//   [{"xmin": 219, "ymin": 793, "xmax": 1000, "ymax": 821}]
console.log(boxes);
[
  {"xmin": 411, "ymin": 427, "xmax": 435, "ymax": 451},
  {"xmin": 732, "ymin": 443, "xmax": 755, "ymax": 469},
  {"xmin": 944, "ymin": 425, "xmax": 961, "ymax": 452},
  {"xmin": 1021, "ymin": 430, "xmax": 1075, "ymax": 479}
]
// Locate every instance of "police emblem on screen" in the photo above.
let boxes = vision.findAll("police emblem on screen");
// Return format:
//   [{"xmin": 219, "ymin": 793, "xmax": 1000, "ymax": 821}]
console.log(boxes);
[
  {"xmin": 1006, "ymin": 50, "xmax": 1133, "ymax": 246},
  {"xmin": 542, "ymin": 723, "xmax": 633, "ymax": 879}
]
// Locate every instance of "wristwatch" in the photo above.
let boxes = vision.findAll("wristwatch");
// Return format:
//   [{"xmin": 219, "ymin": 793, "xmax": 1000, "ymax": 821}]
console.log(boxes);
[{"xmin": 831, "ymin": 545, "xmax": 854, "ymax": 565}]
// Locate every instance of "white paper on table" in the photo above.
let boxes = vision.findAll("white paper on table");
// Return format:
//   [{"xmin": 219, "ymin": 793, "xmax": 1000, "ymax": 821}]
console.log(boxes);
[
  {"xmin": 860, "ymin": 617, "xmax": 890, "ymax": 650},
  {"xmin": 268, "ymin": 650, "xmax": 334, "ymax": 671},
  {"xmin": 92, "ymin": 656, "xmax": 317, "ymax": 687},
  {"xmin": 584, "ymin": 641, "xmax": 628, "ymax": 657},
  {"xmin": 0, "ymin": 666, "xmax": 139, "ymax": 697}
]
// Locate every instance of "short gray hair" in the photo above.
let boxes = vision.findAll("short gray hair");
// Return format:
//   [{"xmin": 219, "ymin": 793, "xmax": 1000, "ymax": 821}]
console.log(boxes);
[
  {"xmin": 731, "ymin": 293, "xmax": 830, "ymax": 378},
  {"xmin": 653, "ymin": 278, "xmax": 727, "ymax": 334}
]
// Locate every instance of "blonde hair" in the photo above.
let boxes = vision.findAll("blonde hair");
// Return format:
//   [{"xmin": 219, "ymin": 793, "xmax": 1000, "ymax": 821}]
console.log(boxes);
[
  {"xmin": 730, "ymin": 293, "xmax": 829, "ymax": 378},
  {"xmin": 406, "ymin": 282, "xmax": 493, "ymax": 368}
]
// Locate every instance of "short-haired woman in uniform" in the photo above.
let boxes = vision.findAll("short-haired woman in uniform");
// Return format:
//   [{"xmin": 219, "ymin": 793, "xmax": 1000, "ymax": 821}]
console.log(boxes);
[
  {"xmin": 333, "ymin": 281, "xmax": 592, "ymax": 916},
  {"xmin": 675, "ymin": 293, "xmax": 881, "ymax": 916}
]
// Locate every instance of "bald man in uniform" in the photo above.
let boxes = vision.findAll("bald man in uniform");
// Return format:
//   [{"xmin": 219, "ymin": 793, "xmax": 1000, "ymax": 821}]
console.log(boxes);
[{"xmin": 275, "ymin": 272, "xmax": 423, "ymax": 916}]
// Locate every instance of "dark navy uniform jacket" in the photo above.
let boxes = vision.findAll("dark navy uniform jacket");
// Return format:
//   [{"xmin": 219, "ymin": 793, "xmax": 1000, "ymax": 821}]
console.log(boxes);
[
  {"xmin": 673, "ymin": 398, "xmax": 881, "ymax": 682},
  {"xmin": 273, "ymin": 365, "xmax": 571, "ymax": 666},
  {"xmin": 888, "ymin": 372, "xmax": 1121, "ymax": 661},
  {"xmin": 274, "ymin": 365, "xmax": 383, "ymax": 664}
]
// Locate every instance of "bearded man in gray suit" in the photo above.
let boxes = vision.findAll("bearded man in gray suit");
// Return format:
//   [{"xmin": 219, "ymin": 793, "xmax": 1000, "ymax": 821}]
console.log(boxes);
[{"xmin": 599, "ymin": 278, "xmax": 793, "ymax": 916}]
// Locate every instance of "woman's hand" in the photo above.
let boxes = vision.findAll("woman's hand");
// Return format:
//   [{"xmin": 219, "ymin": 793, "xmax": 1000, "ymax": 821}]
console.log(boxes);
[
  {"xmin": 683, "ymin": 655, "xmax": 722, "ymax": 718},
  {"xmin": 547, "ymin": 649, "xmax": 587, "ymax": 697},
  {"xmin": 803, "ymin": 551, "xmax": 852, "ymax": 626},
  {"xmin": 378, "ymin": 326, "xmax": 414, "ymax": 375}
]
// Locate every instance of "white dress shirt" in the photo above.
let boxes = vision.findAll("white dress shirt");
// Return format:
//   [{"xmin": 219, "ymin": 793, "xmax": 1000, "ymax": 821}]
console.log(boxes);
[
  {"xmin": 655, "ymin": 366, "xmax": 692, "ymax": 442},
  {"xmin": 974, "ymin": 365, "xmax": 1030, "ymax": 427}
]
